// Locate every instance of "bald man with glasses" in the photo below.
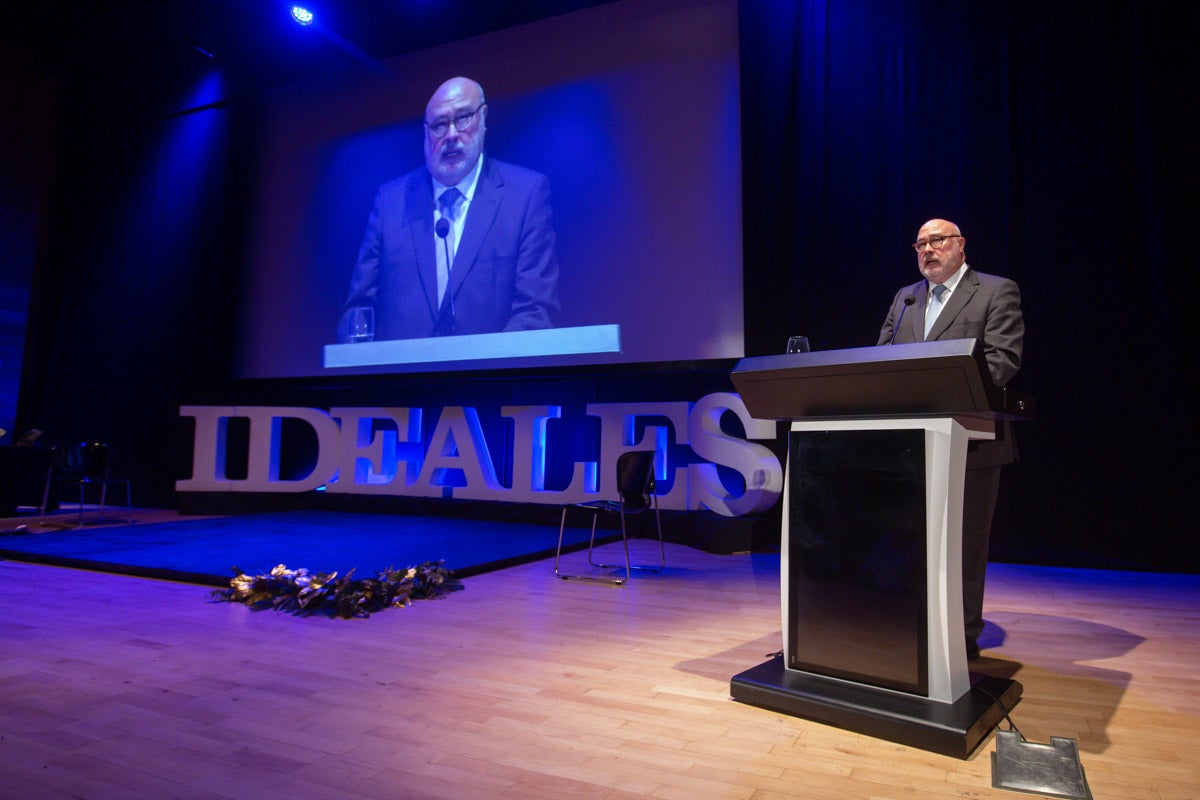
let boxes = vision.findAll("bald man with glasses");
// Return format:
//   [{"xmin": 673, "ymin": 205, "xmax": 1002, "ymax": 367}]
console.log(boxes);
[
  {"xmin": 878, "ymin": 218, "xmax": 1024, "ymax": 661},
  {"xmin": 339, "ymin": 76, "xmax": 561, "ymax": 342}
]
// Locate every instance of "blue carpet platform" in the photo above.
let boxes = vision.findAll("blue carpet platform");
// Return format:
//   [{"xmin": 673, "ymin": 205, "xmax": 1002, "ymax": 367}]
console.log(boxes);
[{"xmin": 0, "ymin": 511, "xmax": 610, "ymax": 586}]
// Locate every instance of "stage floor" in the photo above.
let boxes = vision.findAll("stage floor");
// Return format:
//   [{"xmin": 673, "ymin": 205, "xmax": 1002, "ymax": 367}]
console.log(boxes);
[
  {"xmin": 0, "ymin": 540, "xmax": 1197, "ymax": 799},
  {"xmin": 0, "ymin": 507, "xmax": 615, "ymax": 585}
]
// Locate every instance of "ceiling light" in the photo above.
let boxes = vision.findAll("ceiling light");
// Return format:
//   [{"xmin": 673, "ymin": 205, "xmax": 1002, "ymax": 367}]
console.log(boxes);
[{"xmin": 291, "ymin": 6, "xmax": 314, "ymax": 26}]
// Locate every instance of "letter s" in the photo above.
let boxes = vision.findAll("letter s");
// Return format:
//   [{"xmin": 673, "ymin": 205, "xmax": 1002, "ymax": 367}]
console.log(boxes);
[{"xmin": 688, "ymin": 392, "xmax": 782, "ymax": 516}]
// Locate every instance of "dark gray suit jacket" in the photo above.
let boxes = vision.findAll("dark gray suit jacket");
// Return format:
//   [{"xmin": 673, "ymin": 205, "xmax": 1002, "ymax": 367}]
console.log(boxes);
[
  {"xmin": 877, "ymin": 266, "xmax": 1024, "ymax": 467},
  {"xmin": 339, "ymin": 156, "xmax": 561, "ymax": 341}
]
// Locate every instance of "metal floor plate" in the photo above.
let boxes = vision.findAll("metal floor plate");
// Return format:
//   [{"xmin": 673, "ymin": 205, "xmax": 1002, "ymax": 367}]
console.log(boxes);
[{"xmin": 991, "ymin": 730, "xmax": 1092, "ymax": 799}]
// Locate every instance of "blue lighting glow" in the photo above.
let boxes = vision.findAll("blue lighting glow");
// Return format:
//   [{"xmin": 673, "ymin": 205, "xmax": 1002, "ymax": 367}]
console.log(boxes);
[{"xmin": 291, "ymin": 6, "xmax": 314, "ymax": 26}]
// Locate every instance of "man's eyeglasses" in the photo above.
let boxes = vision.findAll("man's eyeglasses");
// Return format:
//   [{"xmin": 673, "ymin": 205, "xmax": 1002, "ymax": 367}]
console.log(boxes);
[
  {"xmin": 425, "ymin": 103, "xmax": 486, "ymax": 138},
  {"xmin": 912, "ymin": 234, "xmax": 962, "ymax": 253}
]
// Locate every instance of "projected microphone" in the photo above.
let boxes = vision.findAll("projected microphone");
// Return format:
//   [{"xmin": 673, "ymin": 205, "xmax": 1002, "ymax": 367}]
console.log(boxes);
[
  {"xmin": 888, "ymin": 294, "xmax": 916, "ymax": 345},
  {"xmin": 435, "ymin": 217, "xmax": 456, "ymax": 335}
]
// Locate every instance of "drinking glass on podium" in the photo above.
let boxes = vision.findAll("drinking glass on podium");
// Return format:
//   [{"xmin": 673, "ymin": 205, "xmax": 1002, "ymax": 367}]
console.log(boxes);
[
  {"xmin": 786, "ymin": 335, "xmax": 810, "ymax": 354},
  {"xmin": 348, "ymin": 307, "xmax": 375, "ymax": 343}
]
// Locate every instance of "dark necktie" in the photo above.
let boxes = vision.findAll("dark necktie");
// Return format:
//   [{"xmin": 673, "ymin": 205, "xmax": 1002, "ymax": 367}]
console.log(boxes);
[
  {"xmin": 438, "ymin": 187, "xmax": 463, "ymax": 220},
  {"xmin": 436, "ymin": 188, "xmax": 463, "ymax": 306}
]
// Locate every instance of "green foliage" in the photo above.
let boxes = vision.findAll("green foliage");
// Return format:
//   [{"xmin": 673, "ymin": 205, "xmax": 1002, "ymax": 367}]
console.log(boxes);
[{"xmin": 212, "ymin": 561, "xmax": 463, "ymax": 618}]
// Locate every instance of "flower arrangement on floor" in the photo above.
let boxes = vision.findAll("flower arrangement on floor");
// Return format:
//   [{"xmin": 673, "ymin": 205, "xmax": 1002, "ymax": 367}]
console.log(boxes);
[{"xmin": 212, "ymin": 561, "xmax": 463, "ymax": 619}]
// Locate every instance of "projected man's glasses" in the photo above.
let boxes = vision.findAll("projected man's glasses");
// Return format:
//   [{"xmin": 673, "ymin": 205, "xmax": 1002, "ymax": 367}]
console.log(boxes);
[{"xmin": 426, "ymin": 103, "xmax": 486, "ymax": 138}]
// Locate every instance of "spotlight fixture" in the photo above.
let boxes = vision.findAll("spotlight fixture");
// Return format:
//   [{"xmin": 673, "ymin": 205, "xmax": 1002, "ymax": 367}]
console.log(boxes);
[{"xmin": 290, "ymin": 5, "xmax": 314, "ymax": 26}]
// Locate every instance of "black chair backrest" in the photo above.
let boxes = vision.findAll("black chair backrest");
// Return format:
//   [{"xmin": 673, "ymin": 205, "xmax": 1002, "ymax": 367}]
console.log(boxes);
[
  {"xmin": 79, "ymin": 442, "xmax": 111, "ymax": 481},
  {"xmin": 61, "ymin": 443, "xmax": 111, "ymax": 482},
  {"xmin": 57, "ymin": 442, "xmax": 86, "ymax": 477},
  {"xmin": 615, "ymin": 450, "xmax": 656, "ymax": 510}
]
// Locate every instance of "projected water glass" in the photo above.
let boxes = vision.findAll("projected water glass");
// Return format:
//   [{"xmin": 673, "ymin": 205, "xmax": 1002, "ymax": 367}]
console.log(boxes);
[
  {"xmin": 348, "ymin": 307, "xmax": 375, "ymax": 343},
  {"xmin": 786, "ymin": 335, "xmax": 810, "ymax": 354}
]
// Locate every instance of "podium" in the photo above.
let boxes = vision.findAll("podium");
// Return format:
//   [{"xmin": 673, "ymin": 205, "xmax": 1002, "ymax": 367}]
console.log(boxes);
[{"xmin": 727, "ymin": 339, "xmax": 1034, "ymax": 758}]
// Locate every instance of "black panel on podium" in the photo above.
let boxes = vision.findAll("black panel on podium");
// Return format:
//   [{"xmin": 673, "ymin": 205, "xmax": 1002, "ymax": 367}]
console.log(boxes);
[{"xmin": 728, "ymin": 339, "xmax": 1032, "ymax": 759}]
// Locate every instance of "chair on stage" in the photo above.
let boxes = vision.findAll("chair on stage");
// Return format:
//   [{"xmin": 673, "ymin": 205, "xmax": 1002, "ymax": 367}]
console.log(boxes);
[
  {"xmin": 55, "ymin": 442, "xmax": 133, "ymax": 528},
  {"xmin": 34, "ymin": 444, "xmax": 59, "ymax": 517},
  {"xmin": 554, "ymin": 449, "xmax": 665, "ymax": 585}
]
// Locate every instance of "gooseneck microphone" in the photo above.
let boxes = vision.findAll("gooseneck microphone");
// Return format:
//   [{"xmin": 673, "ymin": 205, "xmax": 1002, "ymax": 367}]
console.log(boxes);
[
  {"xmin": 888, "ymin": 295, "xmax": 916, "ymax": 345},
  {"xmin": 435, "ymin": 217, "xmax": 455, "ymax": 334}
]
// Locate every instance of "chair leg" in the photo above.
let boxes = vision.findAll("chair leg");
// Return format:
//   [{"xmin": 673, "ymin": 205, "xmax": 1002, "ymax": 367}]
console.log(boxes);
[
  {"xmin": 554, "ymin": 506, "xmax": 569, "ymax": 576},
  {"xmin": 39, "ymin": 449, "xmax": 56, "ymax": 519},
  {"xmin": 588, "ymin": 510, "xmax": 667, "ymax": 578},
  {"xmin": 556, "ymin": 507, "xmax": 626, "ymax": 585},
  {"xmin": 619, "ymin": 511, "xmax": 632, "ymax": 584},
  {"xmin": 653, "ymin": 498, "xmax": 665, "ymax": 570},
  {"xmin": 587, "ymin": 513, "xmax": 625, "ymax": 569},
  {"xmin": 586, "ymin": 515, "xmax": 601, "ymax": 566},
  {"xmin": 72, "ymin": 478, "xmax": 133, "ymax": 528},
  {"xmin": 594, "ymin": 510, "xmax": 663, "ymax": 574}
]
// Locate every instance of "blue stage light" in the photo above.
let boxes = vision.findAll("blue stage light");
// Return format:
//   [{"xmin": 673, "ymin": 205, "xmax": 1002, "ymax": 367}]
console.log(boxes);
[{"xmin": 290, "ymin": 6, "xmax": 314, "ymax": 26}]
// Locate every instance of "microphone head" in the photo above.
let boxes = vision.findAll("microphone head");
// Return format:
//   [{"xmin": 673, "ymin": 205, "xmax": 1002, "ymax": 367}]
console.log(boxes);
[
  {"xmin": 435, "ymin": 218, "xmax": 450, "ymax": 238},
  {"xmin": 903, "ymin": 295, "xmax": 916, "ymax": 306}
]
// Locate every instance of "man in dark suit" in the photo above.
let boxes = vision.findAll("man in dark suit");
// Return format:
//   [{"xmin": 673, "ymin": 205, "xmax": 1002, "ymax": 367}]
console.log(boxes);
[
  {"xmin": 338, "ymin": 76, "xmax": 560, "ymax": 341},
  {"xmin": 877, "ymin": 218, "xmax": 1024, "ymax": 660}
]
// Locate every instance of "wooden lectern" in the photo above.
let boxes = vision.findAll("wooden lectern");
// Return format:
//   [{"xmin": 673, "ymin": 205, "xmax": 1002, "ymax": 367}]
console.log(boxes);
[{"xmin": 728, "ymin": 339, "xmax": 1035, "ymax": 758}]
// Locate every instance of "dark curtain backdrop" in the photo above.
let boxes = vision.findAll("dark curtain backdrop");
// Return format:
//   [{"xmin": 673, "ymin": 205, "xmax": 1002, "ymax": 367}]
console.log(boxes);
[
  {"xmin": 16, "ymin": 71, "xmax": 247, "ymax": 502},
  {"xmin": 739, "ymin": 0, "xmax": 1194, "ymax": 569},
  {"xmin": 12, "ymin": 0, "xmax": 1196, "ymax": 570}
]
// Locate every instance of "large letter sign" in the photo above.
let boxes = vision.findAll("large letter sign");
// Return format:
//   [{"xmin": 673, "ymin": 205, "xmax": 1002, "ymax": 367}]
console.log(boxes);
[
  {"xmin": 177, "ymin": 393, "xmax": 783, "ymax": 517},
  {"xmin": 415, "ymin": 407, "xmax": 506, "ymax": 500},
  {"xmin": 326, "ymin": 407, "xmax": 423, "ymax": 493},
  {"xmin": 687, "ymin": 393, "xmax": 783, "ymax": 515},
  {"xmin": 177, "ymin": 405, "xmax": 341, "ymax": 492}
]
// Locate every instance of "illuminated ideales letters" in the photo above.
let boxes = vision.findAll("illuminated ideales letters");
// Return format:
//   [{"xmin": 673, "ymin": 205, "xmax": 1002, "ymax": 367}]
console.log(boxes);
[{"xmin": 177, "ymin": 392, "xmax": 782, "ymax": 516}]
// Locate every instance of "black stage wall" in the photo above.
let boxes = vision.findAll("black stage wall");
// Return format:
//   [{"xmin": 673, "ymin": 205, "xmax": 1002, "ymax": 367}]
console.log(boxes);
[{"xmin": 4, "ymin": 1, "xmax": 1195, "ymax": 572}]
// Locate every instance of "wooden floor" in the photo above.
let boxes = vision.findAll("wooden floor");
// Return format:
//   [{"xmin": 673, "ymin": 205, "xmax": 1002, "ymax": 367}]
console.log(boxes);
[{"xmin": 1, "ymin": 527, "xmax": 1198, "ymax": 799}]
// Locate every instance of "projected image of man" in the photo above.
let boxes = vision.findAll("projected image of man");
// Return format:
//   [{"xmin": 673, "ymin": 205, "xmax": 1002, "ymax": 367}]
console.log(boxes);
[{"xmin": 338, "ymin": 76, "xmax": 561, "ymax": 341}]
